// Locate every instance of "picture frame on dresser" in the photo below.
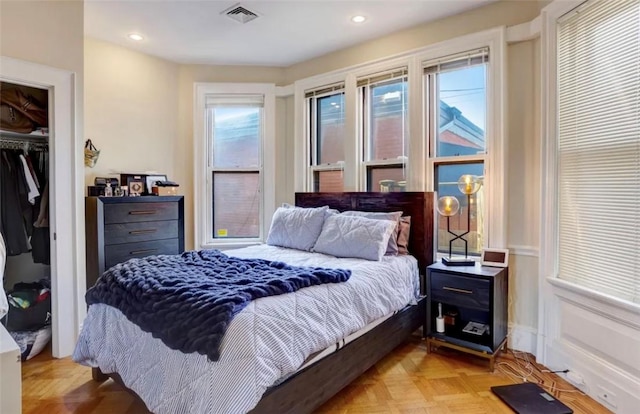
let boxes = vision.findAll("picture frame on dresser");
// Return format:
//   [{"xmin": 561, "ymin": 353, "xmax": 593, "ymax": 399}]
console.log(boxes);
[{"xmin": 480, "ymin": 248, "xmax": 509, "ymax": 267}]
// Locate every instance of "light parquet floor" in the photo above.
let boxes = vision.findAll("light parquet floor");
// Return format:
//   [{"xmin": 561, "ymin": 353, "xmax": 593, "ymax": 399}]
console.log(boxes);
[{"xmin": 21, "ymin": 336, "xmax": 610, "ymax": 414}]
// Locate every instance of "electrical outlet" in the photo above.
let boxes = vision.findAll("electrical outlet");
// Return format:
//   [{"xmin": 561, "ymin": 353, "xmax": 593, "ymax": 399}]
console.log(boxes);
[
  {"xmin": 565, "ymin": 371, "xmax": 584, "ymax": 386},
  {"xmin": 596, "ymin": 385, "xmax": 617, "ymax": 409}
]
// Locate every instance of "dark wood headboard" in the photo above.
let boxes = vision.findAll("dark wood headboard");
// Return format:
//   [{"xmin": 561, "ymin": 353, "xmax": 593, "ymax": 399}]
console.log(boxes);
[{"xmin": 295, "ymin": 192, "xmax": 434, "ymax": 274}]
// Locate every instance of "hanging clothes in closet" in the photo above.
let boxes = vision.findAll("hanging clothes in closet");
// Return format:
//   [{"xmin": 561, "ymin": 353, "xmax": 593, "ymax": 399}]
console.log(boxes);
[{"xmin": 0, "ymin": 138, "xmax": 49, "ymax": 264}]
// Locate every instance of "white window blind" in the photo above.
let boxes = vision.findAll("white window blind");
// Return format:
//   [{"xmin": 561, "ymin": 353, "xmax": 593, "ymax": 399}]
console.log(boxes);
[{"xmin": 557, "ymin": 0, "xmax": 640, "ymax": 304}]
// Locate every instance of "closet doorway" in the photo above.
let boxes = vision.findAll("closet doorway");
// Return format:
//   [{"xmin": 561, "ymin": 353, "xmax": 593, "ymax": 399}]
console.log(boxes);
[{"xmin": 0, "ymin": 56, "xmax": 82, "ymax": 358}]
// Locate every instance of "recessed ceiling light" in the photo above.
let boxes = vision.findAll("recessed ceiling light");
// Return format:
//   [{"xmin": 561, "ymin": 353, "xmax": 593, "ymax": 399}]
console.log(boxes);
[
  {"xmin": 351, "ymin": 15, "xmax": 366, "ymax": 24},
  {"xmin": 128, "ymin": 33, "xmax": 144, "ymax": 41}
]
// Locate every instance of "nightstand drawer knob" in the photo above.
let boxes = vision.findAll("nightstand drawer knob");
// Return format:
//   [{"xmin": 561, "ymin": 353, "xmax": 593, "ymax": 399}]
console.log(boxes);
[{"xmin": 443, "ymin": 286, "xmax": 473, "ymax": 295}]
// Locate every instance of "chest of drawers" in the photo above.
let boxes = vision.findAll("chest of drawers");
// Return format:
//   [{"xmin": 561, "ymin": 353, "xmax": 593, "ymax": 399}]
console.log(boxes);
[{"xmin": 85, "ymin": 196, "xmax": 184, "ymax": 289}]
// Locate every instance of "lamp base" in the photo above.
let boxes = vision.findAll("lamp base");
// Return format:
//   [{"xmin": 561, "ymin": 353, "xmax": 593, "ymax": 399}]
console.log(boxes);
[{"xmin": 441, "ymin": 257, "xmax": 475, "ymax": 267}]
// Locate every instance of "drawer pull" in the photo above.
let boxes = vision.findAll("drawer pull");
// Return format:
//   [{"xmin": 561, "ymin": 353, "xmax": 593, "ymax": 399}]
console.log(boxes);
[
  {"xmin": 443, "ymin": 286, "xmax": 473, "ymax": 295},
  {"xmin": 130, "ymin": 248, "xmax": 158, "ymax": 255},
  {"xmin": 129, "ymin": 229, "xmax": 157, "ymax": 235},
  {"xmin": 129, "ymin": 210, "xmax": 157, "ymax": 215}
]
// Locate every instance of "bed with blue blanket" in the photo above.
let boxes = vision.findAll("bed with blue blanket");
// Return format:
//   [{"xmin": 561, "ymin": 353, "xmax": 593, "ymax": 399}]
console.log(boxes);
[{"xmin": 74, "ymin": 192, "xmax": 433, "ymax": 414}]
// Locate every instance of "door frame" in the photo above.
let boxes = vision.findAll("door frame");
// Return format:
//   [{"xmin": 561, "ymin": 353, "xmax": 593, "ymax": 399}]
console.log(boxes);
[{"xmin": 0, "ymin": 56, "xmax": 84, "ymax": 357}]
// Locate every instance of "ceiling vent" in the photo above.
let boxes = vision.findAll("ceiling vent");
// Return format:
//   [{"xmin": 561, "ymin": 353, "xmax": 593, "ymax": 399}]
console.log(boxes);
[{"xmin": 222, "ymin": 4, "xmax": 260, "ymax": 24}]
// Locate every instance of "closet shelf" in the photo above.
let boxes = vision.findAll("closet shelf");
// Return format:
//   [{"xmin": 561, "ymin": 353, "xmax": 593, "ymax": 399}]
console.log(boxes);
[{"xmin": 0, "ymin": 128, "xmax": 49, "ymax": 140}]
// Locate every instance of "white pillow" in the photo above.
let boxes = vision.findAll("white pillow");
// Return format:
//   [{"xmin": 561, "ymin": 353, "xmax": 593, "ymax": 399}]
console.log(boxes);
[
  {"xmin": 266, "ymin": 206, "xmax": 328, "ymax": 251},
  {"xmin": 341, "ymin": 210, "xmax": 402, "ymax": 255},
  {"xmin": 313, "ymin": 214, "xmax": 397, "ymax": 261}
]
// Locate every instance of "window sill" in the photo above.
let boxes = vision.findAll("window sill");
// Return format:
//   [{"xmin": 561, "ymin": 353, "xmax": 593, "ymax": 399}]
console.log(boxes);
[
  {"xmin": 547, "ymin": 277, "xmax": 640, "ymax": 316},
  {"xmin": 200, "ymin": 240, "xmax": 263, "ymax": 251}
]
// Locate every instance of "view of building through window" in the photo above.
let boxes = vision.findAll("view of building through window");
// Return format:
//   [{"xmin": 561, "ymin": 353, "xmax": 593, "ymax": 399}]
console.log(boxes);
[
  {"xmin": 432, "ymin": 63, "xmax": 487, "ymax": 256},
  {"xmin": 313, "ymin": 92, "xmax": 345, "ymax": 191},
  {"xmin": 209, "ymin": 106, "xmax": 262, "ymax": 238}
]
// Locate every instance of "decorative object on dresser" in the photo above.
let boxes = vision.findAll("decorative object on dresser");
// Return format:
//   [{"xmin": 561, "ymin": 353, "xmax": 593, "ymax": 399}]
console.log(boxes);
[
  {"xmin": 84, "ymin": 196, "xmax": 185, "ymax": 289},
  {"xmin": 119, "ymin": 173, "xmax": 146, "ymax": 196},
  {"xmin": 426, "ymin": 261, "xmax": 508, "ymax": 371},
  {"xmin": 436, "ymin": 174, "xmax": 482, "ymax": 266},
  {"xmin": 481, "ymin": 248, "xmax": 509, "ymax": 267}
]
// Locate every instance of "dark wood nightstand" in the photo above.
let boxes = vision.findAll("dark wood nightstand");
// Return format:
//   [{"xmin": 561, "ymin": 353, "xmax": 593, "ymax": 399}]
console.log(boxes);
[{"xmin": 426, "ymin": 262, "xmax": 508, "ymax": 371}]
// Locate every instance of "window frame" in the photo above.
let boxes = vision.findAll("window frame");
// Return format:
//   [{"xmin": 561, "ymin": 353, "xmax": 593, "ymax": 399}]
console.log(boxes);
[
  {"xmin": 194, "ymin": 82, "xmax": 276, "ymax": 250},
  {"xmin": 293, "ymin": 28, "xmax": 506, "ymax": 255},
  {"xmin": 358, "ymin": 68, "xmax": 409, "ymax": 192},
  {"xmin": 424, "ymin": 51, "xmax": 489, "ymax": 260},
  {"xmin": 306, "ymin": 85, "xmax": 346, "ymax": 191}
]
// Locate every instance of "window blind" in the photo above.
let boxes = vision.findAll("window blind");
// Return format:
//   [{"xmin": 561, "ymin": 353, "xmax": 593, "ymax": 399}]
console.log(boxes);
[
  {"xmin": 557, "ymin": 0, "xmax": 640, "ymax": 304},
  {"xmin": 357, "ymin": 67, "xmax": 408, "ymax": 87},
  {"xmin": 304, "ymin": 82, "xmax": 345, "ymax": 98},
  {"xmin": 423, "ymin": 48, "xmax": 489, "ymax": 74},
  {"xmin": 205, "ymin": 94, "xmax": 263, "ymax": 107}
]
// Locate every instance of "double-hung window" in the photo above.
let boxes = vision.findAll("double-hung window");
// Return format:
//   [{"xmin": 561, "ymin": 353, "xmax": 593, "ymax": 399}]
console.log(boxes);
[
  {"xmin": 425, "ymin": 49, "xmax": 489, "ymax": 257},
  {"xmin": 358, "ymin": 68, "xmax": 408, "ymax": 192},
  {"xmin": 195, "ymin": 83, "xmax": 275, "ymax": 249},
  {"xmin": 306, "ymin": 83, "xmax": 345, "ymax": 192}
]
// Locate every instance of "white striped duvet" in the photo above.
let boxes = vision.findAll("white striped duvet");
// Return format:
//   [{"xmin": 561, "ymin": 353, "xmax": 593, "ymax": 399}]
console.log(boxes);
[{"xmin": 73, "ymin": 245, "xmax": 419, "ymax": 414}]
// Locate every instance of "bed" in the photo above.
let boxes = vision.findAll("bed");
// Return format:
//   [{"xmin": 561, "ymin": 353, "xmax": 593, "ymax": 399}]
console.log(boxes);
[{"xmin": 74, "ymin": 191, "xmax": 434, "ymax": 414}]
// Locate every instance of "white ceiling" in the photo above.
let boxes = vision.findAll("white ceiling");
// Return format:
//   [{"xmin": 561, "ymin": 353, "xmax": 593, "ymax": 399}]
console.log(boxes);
[{"xmin": 85, "ymin": 0, "xmax": 496, "ymax": 67}]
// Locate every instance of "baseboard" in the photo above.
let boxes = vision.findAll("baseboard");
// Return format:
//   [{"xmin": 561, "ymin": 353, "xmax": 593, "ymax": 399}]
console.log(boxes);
[
  {"xmin": 508, "ymin": 323, "xmax": 537, "ymax": 354},
  {"xmin": 544, "ymin": 340, "xmax": 640, "ymax": 413}
]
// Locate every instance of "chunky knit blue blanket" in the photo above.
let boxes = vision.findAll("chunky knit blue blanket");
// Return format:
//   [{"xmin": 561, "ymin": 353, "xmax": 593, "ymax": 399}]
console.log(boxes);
[{"xmin": 86, "ymin": 249, "xmax": 351, "ymax": 361}]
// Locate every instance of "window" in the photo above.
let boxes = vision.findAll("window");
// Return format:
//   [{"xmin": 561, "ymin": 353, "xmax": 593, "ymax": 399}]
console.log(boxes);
[
  {"xmin": 306, "ymin": 83, "xmax": 345, "ymax": 192},
  {"xmin": 194, "ymin": 83, "xmax": 275, "ymax": 248},
  {"xmin": 556, "ymin": 0, "xmax": 640, "ymax": 304},
  {"xmin": 425, "ymin": 49, "xmax": 489, "ymax": 257},
  {"xmin": 358, "ymin": 68, "xmax": 408, "ymax": 192}
]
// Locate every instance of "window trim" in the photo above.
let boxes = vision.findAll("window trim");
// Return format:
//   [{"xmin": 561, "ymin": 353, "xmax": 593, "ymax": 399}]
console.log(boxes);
[{"xmin": 194, "ymin": 82, "xmax": 276, "ymax": 250}]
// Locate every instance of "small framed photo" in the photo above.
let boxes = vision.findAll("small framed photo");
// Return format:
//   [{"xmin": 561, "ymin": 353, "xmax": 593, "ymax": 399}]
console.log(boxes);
[
  {"xmin": 145, "ymin": 174, "xmax": 167, "ymax": 194},
  {"xmin": 481, "ymin": 248, "xmax": 509, "ymax": 267}
]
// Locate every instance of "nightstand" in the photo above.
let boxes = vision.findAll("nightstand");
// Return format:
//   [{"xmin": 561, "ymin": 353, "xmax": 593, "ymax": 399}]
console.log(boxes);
[{"xmin": 426, "ymin": 262, "xmax": 508, "ymax": 371}]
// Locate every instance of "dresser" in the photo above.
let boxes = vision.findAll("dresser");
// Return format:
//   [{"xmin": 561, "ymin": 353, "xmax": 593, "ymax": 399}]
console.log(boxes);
[
  {"xmin": 426, "ymin": 262, "xmax": 508, "ymax": 371},
  {"xmin": 85, "ymin": 196, "xmax": 185, "ymax": 289}
]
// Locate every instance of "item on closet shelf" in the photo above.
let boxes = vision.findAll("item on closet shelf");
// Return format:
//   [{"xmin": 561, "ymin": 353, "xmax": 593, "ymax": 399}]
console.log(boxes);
[
  {"xmin": 0, "ymin": 88, "xmax": 48, "ymax": 135},
  {"xmin": 84, "ymin": 139, "xmax": 100, "ymax": 167}
]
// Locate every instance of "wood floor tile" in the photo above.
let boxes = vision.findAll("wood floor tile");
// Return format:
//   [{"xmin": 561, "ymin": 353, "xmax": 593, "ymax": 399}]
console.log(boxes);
[{"xmin": 21, "ymin": 336, "xmax": 611, "ymax": 413}]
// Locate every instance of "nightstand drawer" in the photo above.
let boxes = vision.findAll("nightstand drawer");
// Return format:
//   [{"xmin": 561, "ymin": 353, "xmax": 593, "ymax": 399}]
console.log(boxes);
[
  {"xmin": 104, "ymin": 202, "xmax": 178, "ymax": 224},
  {"xmin": 430, "ymin": 272, "xmax": 490, "ymax": 309},
  {"xmin": 104, "ymin": 220, "xmax": 178, "ymax": 245},
  {"xmin": 105, "ymin": 239, "xmax": 180, "ymax": 269}
]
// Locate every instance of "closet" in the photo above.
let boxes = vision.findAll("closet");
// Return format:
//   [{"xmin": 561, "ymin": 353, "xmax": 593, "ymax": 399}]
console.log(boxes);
[{"xmin": 0, "ymin": 80, "xmax": 52, "ymax": 359}]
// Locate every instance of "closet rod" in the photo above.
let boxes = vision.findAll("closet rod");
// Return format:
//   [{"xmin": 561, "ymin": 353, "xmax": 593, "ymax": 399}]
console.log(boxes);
[{"xmin": 0, "ymin": 135, "xmax": 48, "ymax": 151}]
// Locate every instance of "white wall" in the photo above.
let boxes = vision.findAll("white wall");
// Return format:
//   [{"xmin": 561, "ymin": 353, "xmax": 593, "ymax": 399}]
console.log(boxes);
[{"xmin": 84, "ymin": 37, "xmax": 179, "ymax": 187}]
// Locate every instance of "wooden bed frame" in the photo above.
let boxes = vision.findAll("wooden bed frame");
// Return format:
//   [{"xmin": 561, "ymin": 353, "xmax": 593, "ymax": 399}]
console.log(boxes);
[{"xmin": 92, "ymin": 191, "xmax": 434, "ymax": 414}]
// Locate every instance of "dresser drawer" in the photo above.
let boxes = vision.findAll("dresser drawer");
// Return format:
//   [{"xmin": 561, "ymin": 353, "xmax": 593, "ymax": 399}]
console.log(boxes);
[
  {"xmin": 104, "ymin": 202, "xmax": 178, "ymax": 224},
  {"xmin": 105, "ymin": 239, "xmax": 179, "ymax": 269},
  {"xmin": 430, "ymin": 272, "xmax": 490, "ymax": 310},
  {"xmin": 104, "ymin": 220, "xmax": 178, "ymax": 245}
]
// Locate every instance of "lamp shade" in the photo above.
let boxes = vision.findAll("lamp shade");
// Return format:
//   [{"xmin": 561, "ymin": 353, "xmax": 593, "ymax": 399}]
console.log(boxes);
[
  {"xmin": 437, "ymin": 196, "xmax": 460, "ymax": 217},
  {"xmin": 457, "ymin": 174, "xmax": 481, "ymax": 195}
]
